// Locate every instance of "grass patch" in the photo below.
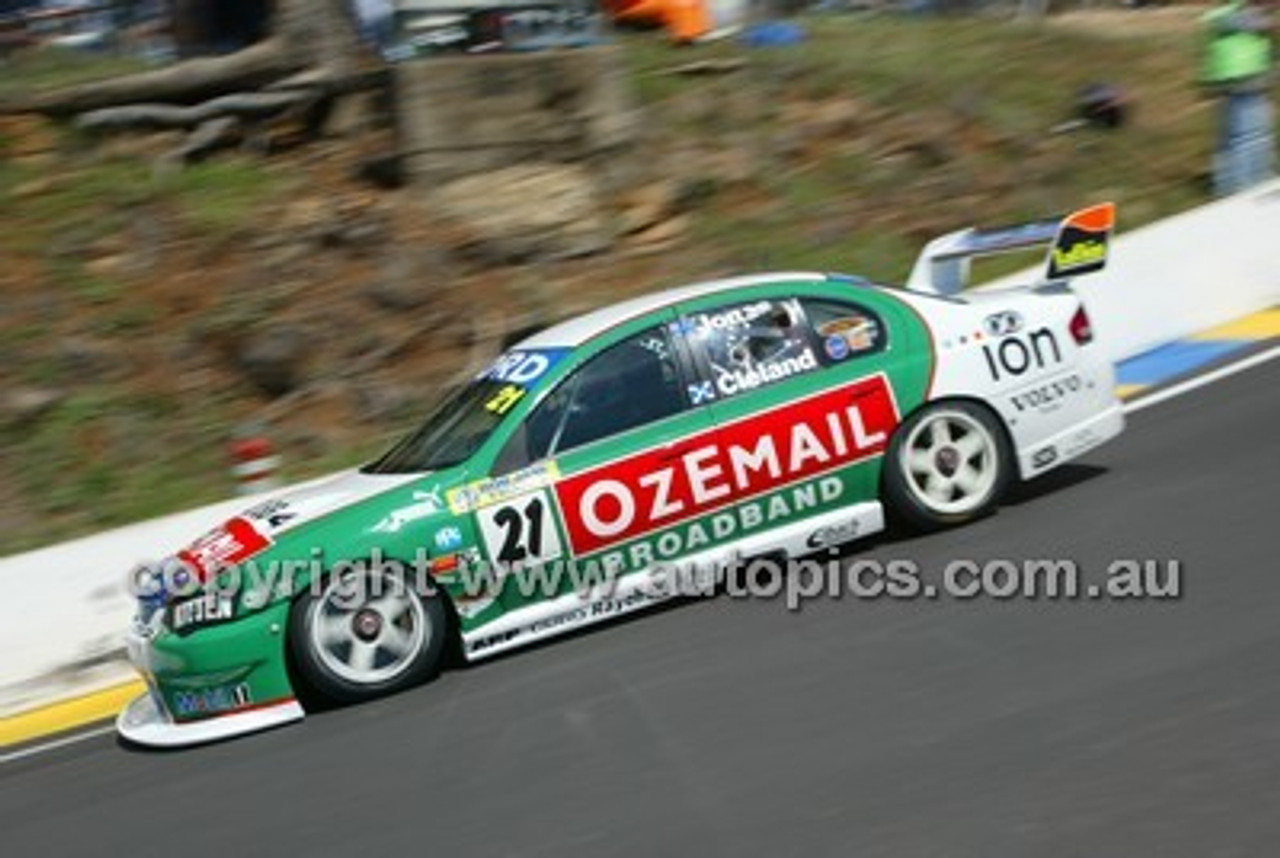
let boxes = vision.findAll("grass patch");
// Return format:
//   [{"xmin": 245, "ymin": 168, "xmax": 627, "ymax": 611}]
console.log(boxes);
[
  {"xmin": 0, "ymin": 48, "xmax": 149, "ymax": 102},
  {"xmin": 157, "ymin": 158, "xmax": 285, "ymax": 236}
]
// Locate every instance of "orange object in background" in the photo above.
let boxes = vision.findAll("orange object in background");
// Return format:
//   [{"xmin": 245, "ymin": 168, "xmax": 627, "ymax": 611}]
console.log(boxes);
[{"xmin": 605, "ymin": 0, "xmax": 714, "ymax": 43}]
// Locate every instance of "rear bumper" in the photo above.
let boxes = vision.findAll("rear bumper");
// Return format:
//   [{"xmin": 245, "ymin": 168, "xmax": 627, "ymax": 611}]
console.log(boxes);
[
  {"xmin": 1017, "ymin": 400, "xmax": 1125, "ymax": 478},
  {"xmin": 117, "ymin": 690, "xmax": 304, "ymax": 748}
]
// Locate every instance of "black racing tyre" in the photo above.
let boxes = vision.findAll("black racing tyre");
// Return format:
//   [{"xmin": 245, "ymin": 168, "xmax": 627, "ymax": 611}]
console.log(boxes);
[
  {"xmin": 882, "ymin": 400, "xmax": 1013, "ymax": 532},
  {"xmin": 289, "ymin": 562, "xmax": 447, "ymax": 704}
]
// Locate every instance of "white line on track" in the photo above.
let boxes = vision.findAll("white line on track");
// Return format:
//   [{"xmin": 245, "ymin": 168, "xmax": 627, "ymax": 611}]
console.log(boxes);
[
  {"xmin": 1123, "ymin": 343, "xmax": 1280, "ymax": 415},
  {"xmin": 0, "ymin": 724, "xmax": 117, "ymax": 765}
]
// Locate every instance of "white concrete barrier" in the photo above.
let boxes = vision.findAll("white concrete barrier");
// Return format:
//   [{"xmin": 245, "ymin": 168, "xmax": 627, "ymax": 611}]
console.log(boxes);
[
  {"xmin": 2, "ymin": 180, "xmax": 1278, "ymax": 716},
  {"xmin": 0, "ymin": 497, "xmax": 246, "ymax": 714}
]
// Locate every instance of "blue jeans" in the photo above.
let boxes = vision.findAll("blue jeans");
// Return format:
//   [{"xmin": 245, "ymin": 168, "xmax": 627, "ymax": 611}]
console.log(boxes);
[{"xmin": 1215, "ymin": 89, "xmax": 1276, "ymax": 197}]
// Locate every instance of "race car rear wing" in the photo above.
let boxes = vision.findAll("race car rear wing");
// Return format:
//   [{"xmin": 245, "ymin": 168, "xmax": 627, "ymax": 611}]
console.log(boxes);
[{"xmin": 905, "ymin": 203, "xmax": 1115, "ymax": 296}]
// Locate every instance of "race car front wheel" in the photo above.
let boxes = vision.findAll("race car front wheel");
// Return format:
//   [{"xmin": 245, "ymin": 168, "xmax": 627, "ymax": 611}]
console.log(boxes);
[
  {"xmin": 883, "ymin": 400, "xmax": 1012, "ymax": 531},
  {"xmin": 289, "ymin": 562, "xmax": 447, "ymax": 704}
]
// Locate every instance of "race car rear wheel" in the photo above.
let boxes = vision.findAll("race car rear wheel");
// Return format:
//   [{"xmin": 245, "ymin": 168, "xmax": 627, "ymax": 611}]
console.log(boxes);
[
  {"xmin": 289, "ymin": 562, "xmax": 446, "ymax": 704},
  {"xmin": 883, "ymin": 400, "xmax": 1012, "ymax": 531}
]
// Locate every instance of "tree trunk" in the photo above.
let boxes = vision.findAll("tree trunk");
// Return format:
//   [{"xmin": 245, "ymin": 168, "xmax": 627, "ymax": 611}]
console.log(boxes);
[{"xmin": 4, "ymin": 0, "xmax": 371, "ymax": 117}]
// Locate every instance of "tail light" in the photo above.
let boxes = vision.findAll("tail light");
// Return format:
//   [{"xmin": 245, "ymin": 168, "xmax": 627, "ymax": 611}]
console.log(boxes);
[{"xmin": 1069, "ymin": 305, "xmax": 1093, "ymax": 345}]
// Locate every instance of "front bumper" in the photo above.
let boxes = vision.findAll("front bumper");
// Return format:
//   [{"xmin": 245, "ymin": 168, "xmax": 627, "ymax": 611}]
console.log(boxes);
[
  {"xmin": 117, "ymin": 690, "xmax": 304, "ymax": 748},
  {"xmin": 118, "ymin": 598, "xmax": 304, "ymax": 748}
]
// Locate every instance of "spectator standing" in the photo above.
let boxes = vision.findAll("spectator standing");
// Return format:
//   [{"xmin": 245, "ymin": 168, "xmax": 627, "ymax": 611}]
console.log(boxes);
[{"xmin": 1201, "ymin": 0, "xmax": 1275, "ymax": 195}]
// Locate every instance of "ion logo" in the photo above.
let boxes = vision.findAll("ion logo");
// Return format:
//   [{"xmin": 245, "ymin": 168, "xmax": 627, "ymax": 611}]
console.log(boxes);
[{"xmin": 981, "ymin": 328, "xmax": 1062, "ymax": 382}]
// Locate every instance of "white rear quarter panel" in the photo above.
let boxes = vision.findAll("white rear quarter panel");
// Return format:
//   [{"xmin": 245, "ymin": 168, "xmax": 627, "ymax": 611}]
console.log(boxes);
[{"xmin": 894, "ymin": 287, "xmax": 1123, "ymax": 479}]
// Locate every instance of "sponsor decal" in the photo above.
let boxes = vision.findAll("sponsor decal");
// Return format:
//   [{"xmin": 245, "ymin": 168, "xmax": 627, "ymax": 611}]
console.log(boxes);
[
  {"xmin": 170, "ymin": 593, "xmax": 235, "ymax": 633},
  {"xmin": 687, "ymin": 380, "xmax": 716, "ymax": 405},
  {"xmin": 805, "ymin": 519, "xmax": 861, "ymax": 550},
  {"xmin": 372, "ymin": 487, "xmax": 444, "ymax": 534},
  {"xmin": 178, "ymin": 517, "xmax": 272, "ymax": 582},
  {"xmin": 1010, "ymin": 373, "xmax": 1083, "ymax": 413},
  {"xmin": 242, "ymin": 498, "xmax": 297, "ymax": 531},
  {"xmin": 824, "ymin": 334, "xmax": 850, "ymax": 362},
  {"xmin": 430, "ymin": 553, "xmax": 460, "ymax": 575},
  {"xmin": 481, "ymin": 348, "xmax": 570, "ymax": 386},
  {"xmin": 448, "ymin": 461, "xmax": 560, "ymax": 514},
  {"xmin": 595, "ymin": 476, "xmax": 846, "ymax": 573},
  {"xmin": 1031, "ymin": 446, "xmax": 1058, "ymax": 468},
  {"xmin": 1059, "ymin": 425, "xmax": 1104, "ymax": 459},
  {"xmin": 712, "ymin": 348, "xmax": 818, "ymax": 396},
  {"xmin": 982, "ymin": 310, "xmax": 1024, "ymax": 338},
  {"xmin": 1046, "ymin": 202, "xmax": 1113, "ymax": 280},
  {"xmin": 529, "ymin": 606, "xmax": 589, "ymax": 635},
  {"xmin": 818, "ymin": 315, "xmax": 879, "ymax": 355},
  {"xmin": 431, "ymin": 547, "xmax": 481, "ymax": 580},
  {"xmin": 434, "ymin": 525, "xmax": 463, "ymax": 551},
  {"xmin": 554, "ymin": 374, "xmax": 898, "ymax": 556},
  {"xmin": 484, "ymin": 384, "xmax": 526, "ymax": 416},
  {"xmin": 468, "ymin": 628, "xmax": 519, "ymax": 653},
  {"xmin": 980, "ymin": 327, "xmax": 1063, "ymax": 383},
  {"xmin": 1051, "ymin": 239, "xmax": 1106, "ymax": 275},
  {"xmin": 466, "ymin": 589, "xmax": 668, "ymax": 656},
  {"xmin": 172, "ymin": 682, "xmax": 252, "ymax": 718},
  {"xmin": 589, "ymin": 588, "xmax": 661, "ymax": 618}
]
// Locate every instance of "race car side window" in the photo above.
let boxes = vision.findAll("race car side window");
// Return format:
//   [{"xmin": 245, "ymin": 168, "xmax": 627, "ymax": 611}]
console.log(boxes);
[
  {"xmin": 680, "ymin": 297, "xmax": 821, "ymax": 401},
  {"xmin": 800, "ymin": 298, "xmax": 887, "ymax": 366},
  {"xmin": 493, "ymin": 326, "xmax": 687, "ymax": 473}
]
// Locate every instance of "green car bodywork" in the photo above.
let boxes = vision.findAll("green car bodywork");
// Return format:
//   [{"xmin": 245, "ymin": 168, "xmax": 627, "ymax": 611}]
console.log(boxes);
[{"xmin": 132, "ymin": 276, "xmax": 937, "ymax": 729}]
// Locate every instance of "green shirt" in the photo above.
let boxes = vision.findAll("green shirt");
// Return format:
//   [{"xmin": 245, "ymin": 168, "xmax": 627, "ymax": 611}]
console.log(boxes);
[{"xmin": 1202, "ymin": 1, "xmax": 1272, "ymax": 85}]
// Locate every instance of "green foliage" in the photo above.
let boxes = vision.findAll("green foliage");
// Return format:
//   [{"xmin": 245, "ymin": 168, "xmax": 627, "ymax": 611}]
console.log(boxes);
[{"xmin": 157, "ymin": 158, "xmax": 285, "ymax": 235}]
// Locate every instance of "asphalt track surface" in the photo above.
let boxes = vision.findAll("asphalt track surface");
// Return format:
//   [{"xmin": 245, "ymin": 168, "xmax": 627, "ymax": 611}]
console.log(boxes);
[{"xmin": 4, "ymin": 358, "xmax": 1279, "ymax": 857}]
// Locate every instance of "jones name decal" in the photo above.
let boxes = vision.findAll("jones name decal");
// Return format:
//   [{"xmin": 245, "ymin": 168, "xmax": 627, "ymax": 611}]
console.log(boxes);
[{"xmin": 554, "ymin": 374, "xmax": 899, "ymax": 555}]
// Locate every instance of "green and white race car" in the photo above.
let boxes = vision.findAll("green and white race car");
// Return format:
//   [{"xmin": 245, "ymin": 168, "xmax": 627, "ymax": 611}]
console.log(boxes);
[{"xmin": 119, "ymin": 204, "xmax": 1123, "ymax": 746}]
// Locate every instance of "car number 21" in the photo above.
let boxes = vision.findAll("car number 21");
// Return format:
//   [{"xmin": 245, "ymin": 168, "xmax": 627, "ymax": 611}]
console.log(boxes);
[{"xmin": 477, "ymin": 490, "xmax": 564, "ymax": 567}]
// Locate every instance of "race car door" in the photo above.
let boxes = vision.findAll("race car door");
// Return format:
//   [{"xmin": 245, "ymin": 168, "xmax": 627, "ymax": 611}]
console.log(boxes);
[
  {"xmin": 482, "ymin": 317, "xmax": 720, "ymax": 606},
  {"xmin": 673, "ymin": 290, "xmax": 903, "ymax": 536}
]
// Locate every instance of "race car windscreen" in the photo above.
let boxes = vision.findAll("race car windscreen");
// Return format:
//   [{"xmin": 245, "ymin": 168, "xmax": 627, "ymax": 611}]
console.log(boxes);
[
  {"xmin": 363, "ymin": 347, "xmax": 570, "ymax": 474},
  {"xmin": 362, "ymin": 378, "xmax": 517, "ymax": 474}
]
